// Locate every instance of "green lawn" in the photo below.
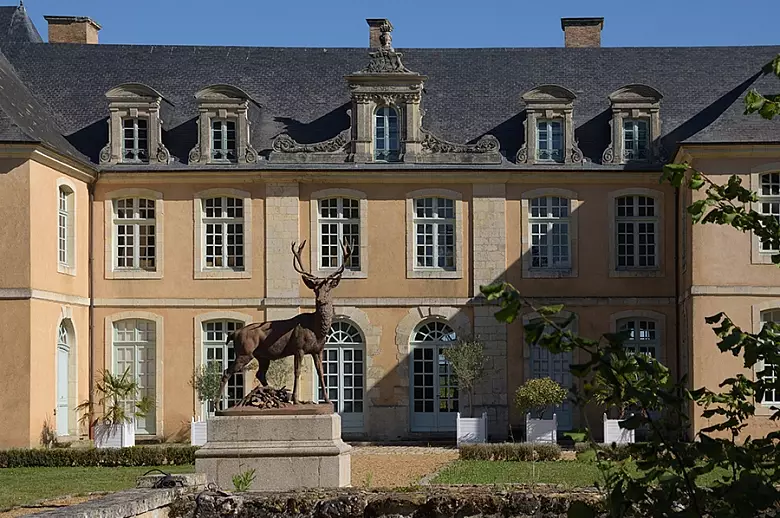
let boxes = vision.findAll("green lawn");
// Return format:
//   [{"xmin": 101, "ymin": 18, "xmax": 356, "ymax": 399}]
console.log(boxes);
[{"xmin": 0, "ymin": 465, "xmax": 195, "ymax": 511}]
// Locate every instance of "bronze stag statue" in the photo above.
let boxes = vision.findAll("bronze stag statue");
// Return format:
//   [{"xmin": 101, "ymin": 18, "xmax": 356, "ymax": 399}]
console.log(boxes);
[{"xmin": 219, "ymin": 240, "xmax": 351, "ymax": 406}]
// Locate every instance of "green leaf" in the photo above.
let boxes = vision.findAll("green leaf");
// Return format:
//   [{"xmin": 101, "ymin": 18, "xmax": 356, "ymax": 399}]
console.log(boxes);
[
  {"xmin": 494, "ymin": 306, "xmax": 518, "ymax": 324},
  {"xmin": 480, "ymin": 283, "xmax": 504, "ymax": 296},
  {"xmin": 620, "ymin": 413, "xmax": 644, "ymax": 430},
  {"xmin": 689, "ymin": 173, "xmax": 705, "ymax": 190},
  {"xmin": 567, "ymin": 501, "xmax": 596, "ymax": 518},
  {"xmin": 538, "ymin": 304, "xmax": 564, "ymax": 316}
]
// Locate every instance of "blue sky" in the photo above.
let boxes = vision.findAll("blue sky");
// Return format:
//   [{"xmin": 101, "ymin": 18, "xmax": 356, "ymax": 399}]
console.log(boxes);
[{"xmin": 19, "ymin": 0, "xmax": 780, "ymax": 48}]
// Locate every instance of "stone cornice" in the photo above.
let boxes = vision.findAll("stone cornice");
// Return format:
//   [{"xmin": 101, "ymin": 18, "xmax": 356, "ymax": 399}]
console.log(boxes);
[
  {"xmin": 676, "ymin": 143, "xmax": 780, "ymax": 160},
  {"xmin": 0, "ymin": 144, "xmax": 97, "ymax": 183}
]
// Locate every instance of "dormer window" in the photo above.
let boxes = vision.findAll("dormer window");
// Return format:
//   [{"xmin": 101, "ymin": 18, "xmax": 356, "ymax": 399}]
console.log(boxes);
[
  {"xmin": 122, "ymin": 117, "xmax": 149, "ymax": 163},
  {"xmin": 188, "ymin": 85, "xmax": 259, "ymax": 165},
  {"xmin": 100, "ymin": 83, "xmax": 171, "ymax": 166},
  {"xmin": 211, "ymin": 119, "xmax": 237, "ymax": 162},
  {"xmin": 517, "ymin": 85, "xmax": 582, "ymax": 165},
  {"xmin": 603, "ymin": 84, "xmax": 663, "ymax": 165},
  {"xmin": 374, "ymin": 107, "xmax": 400, "ymax": 162},
  {"xmin": 537, "ymin": 120, "xmax": 563, "ymax": 162}
]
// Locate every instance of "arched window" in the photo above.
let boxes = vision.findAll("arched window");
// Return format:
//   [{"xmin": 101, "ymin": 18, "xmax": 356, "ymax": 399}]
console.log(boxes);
[
  {"xmin": 203, "ymin": 320, "xmax": 244, "ymax": 411},
  {"xmin": 56, "ymin": 321, "xmax": 72, "ymax": 436},
  {"xmin": 317, "ymin": 321, "xmax": 365, "ymax": 431},
  {"xmin": 374, "ymin": 106, "xmax": 399, "ymax": 161},
  {"xmin": 758, "ymin": 173, "xmax": 780, "ymax": 254},
  {"xmin": 58, "ymin": 186, "xmax": 74, "ymax": 268},
  {"xmin": 410, "ymin": 320, "xmax": 458, "ymax": 432},
  {"xmin": 615, "ymin": 194, "xmax": 657, "ymax": 269},
  {"xmin": 617, "ymin": 317, "xmax": 659, "ymax": 358},
  {"xmin": 112, "ymin": 319, "xmax": 156, "ymax": 434},
  {"xmin": 529, "ymin": 196, "xmax": 570, "ymax": 269}
]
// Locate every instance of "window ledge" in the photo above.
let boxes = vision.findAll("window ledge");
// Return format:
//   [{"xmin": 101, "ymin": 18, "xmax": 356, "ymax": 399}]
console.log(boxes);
[
  {"xmin": 106, "ymin": 269, "xmax": 162, "ymax": 280},
  {"xmin": 756, "ymin": 403, "xmax": 778, "ymax": 416},
  {"xmin": 195, "ymin": 269, "xmax": 251, "ymax": 280},
  {"xmin": 58, "ymin": 263, "xmax": 77, "ymax": 277},
  {"xmin": 312, "ymin": 268, "xmax": 367, "ymax": 279},
  {"xmin": 610, "ymin": 268, "xmax": 663, "ymax": 278},
  {"xmin": 407, "ymin": 269, "xmax": 462, "ymax": 279},
  {"xmin": 751, "ymin": 252, "xmax": 778, "ymax": 265},
  {"xmin": 524, "ymin": 268, "xmax": 574, "ymax": 279}
]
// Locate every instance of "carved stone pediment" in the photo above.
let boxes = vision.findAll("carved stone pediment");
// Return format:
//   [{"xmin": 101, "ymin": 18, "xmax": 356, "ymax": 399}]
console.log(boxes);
[
  {"xmin": 195, "ymin": 84, "xmax": 254, "ymax": 104},
  {"xmin": 603, "ymin": 83, "xmax": 664, "ymax": 165},
  {"xmin": 416, "ymin": 129, "xmax": 502, "ymax": 164},
  {"xmin": 105, "ymin": 83, "xmax": 165, "ymax": 103},
  {"xmin": 608, "ymin": 84, "xmax": 663, "ymax": 104},
  {"xmin": 360, "ymin": 48, "xmax": 412, "ymax": 74},
  {"xmin": 521, "ymin": 85, "xmax": 577, "ymax": 104},
  {"xmin": 268, "ymin": 131, "xmax": 350, "ymax": 164}
]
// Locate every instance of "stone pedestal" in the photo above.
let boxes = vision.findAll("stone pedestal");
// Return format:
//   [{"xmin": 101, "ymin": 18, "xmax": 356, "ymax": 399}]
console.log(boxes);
[{"xmin": 195, "ymin": 406, "xmax": 351, "ymax": 491}]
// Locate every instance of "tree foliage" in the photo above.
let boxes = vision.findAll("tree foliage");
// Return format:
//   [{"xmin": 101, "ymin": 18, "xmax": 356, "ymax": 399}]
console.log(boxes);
[
  {"xmin": 443, "ymin": 336, "xmax": 487, "ymax": 416},
  {"xmin": 76, "ymin": 368, "xmax": 153, "ymax": 428},
  {"xmin": 482, "ymin": 55, "xmax": 780, "ymax": 517},
  {"xmin": 191, "ymin": 361, "xmax": 224, "ymax": 408},
  {"xmin": 514, "ymin": 377, "xmax": 567, "ymax": 419}
]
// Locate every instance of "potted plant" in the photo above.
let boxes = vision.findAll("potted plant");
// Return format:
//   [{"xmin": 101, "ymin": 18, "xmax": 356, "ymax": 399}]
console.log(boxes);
[
  {"xmin": 76, "ymin": 368, "xmax": 153, "ymax": 448},
  {"xmin": 190, "ymin": 361, "xmax": 224, "ymax": 446},
  {"xmin": 443, "ymin": 336, "xmax": 489, "ymax": 445},
  {"xmin": 515, "ymin": 377, "xmax": 567, "ymax": 443}
]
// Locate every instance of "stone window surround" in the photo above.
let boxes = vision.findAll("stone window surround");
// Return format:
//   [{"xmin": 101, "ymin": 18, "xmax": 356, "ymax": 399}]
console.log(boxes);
[
  {"xmin": 609, "ymin": 309, "xmax": 667, "ymax": 367},
  {"xmin": 517, "ymin": 85, "xmax": 578, "ymax": 165},
  {"xmin": 520, "ymin": 188, "xmax": 580, "ymax": 278},
  {"xmin": 309, "ymin": 189, "xmax": 368, "ymax": 279},
  {"xmin": 104, "ymin": 188, "xmax": 164, "ymax": 280},
  {"xmin": 100, "ymin": 83, "xmax": 169, "ymax": 166},
  {"xmin": 308, "ymin": 306, "xmax": 382, "ymax": 432},
  {"xmin": 751, "ymin": 301, "xmax": 780, "ymax": 415},
  {"xmin": 521, "ymin": 310, "xmax": 578, "ymax": 382},
  {"xmin": 750, "ymin": 163, "xmax": 780, "ymax": 265},
  {"xmin": 607, "ymin": 187, "xmax": 664, "ymax": 278},
  {"xmin": 603, "ymin": 84, "xmax": 663, "ymax": 165},
  {"xmin": 193, "ymin": 188, "xmax": 253, "ymax": 279},
  {"xmin": 57, "ymin": 178, "xmax": 77, "ymax": 276},
  {"xmin": 193, "ymin": 311, "xmax": 253, "ymax": 420},
  {"xmin": 104, "ymin": 311, "xmax": 164, "ymax": 437},
  {"xmin": 406, "ymin": 188, "xmax": 464, "ymax": 279},
  {"xmin": 57, "ymin": 306, "xmax": 79, "ymax": 437},
  {"xmin": 188, "ymin": 85, "xmax": 258, "ymax": 165}
]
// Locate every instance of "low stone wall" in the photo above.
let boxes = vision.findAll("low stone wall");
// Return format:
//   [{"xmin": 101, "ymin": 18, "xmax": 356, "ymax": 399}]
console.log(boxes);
[{"xmin": 168, "ymin": 486, "xmax": 604, "ymax": 518}]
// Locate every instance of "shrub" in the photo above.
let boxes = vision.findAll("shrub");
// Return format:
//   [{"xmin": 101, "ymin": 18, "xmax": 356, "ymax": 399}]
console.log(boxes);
[
  {"xmin": 514, "ymin": 377, "xmax": 567, "ymax": 419},
  {"xmin": 459, "ymin": 442, "xmax": 561, "ymax": 462},
  {"xmin": 0, "ymin": 445, "xmax": 198, "ymax": 468}
]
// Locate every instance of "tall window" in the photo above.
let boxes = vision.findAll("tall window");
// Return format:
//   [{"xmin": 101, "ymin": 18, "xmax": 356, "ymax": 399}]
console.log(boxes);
[
  {"xmin": 414, "ymin": 197, "xmax": 455, "ymax": 270},
  {"xmin": 618, "ymin": 318, "xmax": 659, "ymax": 359},
  {"xmin": 317, "ymin": 321, "xmax": 365, "ymax": 423},
  {"xmin": 411, "ymin": 321, "xmax": 458, "ymax": 421},
  {"xmin": 759, "ymin": 173, "xmax": 780, "ymax": 253},
  {"xmin": 211, "ymin": 120, "xmax": 237, "ymax": 162},
  {"xmin": 759, "ymin": 310, "xmax": 780, "ymax": 405},
  {"xmin": 122, "ymin": 118, "xmax": 149, "ymax": 163},
  {"xmin": 374, "ymin": 107, "xmax": 399, "ymax": 162},
  {"xmin": 58, "ymin": 187, "xmax": 73, "ymax": 267},
  {"xmin": 114, "ymin": 198, "xmax": 156, "ymax": 271},
  {"xmin": 623, "ymin": 119, "xmax": 649, "ymax": 161},
  {"xmin": 616, "ymin": 195, "xmax": 657, "ymax": 269},
  {"xmin": 203, "ymin": 197, "xmax": 244, "ymax": 270},
  {"xmin": 318, "ymin": 198, "xmax": 360, "ymax": 270},
  {"xmin": 113, "ymin": 319, "xmax": 156, "ymax": 434},
  {"xmin": 529, "ymin": 196, "xmax": 570, "ymax": 269},
  {"xmin": 203, "ymin": 320, "xmax": 244, "ymax": 411},
  {"xmin": 537, "ymin": 120, "xmax": 563, "ymax": 162}
]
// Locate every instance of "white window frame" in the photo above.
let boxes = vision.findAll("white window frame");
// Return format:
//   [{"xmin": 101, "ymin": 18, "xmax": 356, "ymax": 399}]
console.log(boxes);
[
  {"xmin": 414, "ymin": 198, "xmax": 455, "ymax": 270},
  {"xmin": 194, "ymin": 188, "xmax": 252, "ymax": 279},
  {"xmin": 310, "ymin": 190, "xmax": 366, "ymax": 278},
  {"xmin": 521, "ymin": 189, "xmax": 578, "ymax": 278},
  {"xmin": 104, "ymin": 189, "xmax": 164, "ymax": 280},
  {"xmin": 202, "ymin": 319, "xmax": 246, "ymax": 413},
  {"xmin": 756, "ymin": 308, "xmax": 780, "ymax": 409},
  {"xmin": 750, "ymin": 169, "xmax": 780, "ymax": 263},
  {"xmin": 374, "ymin": 106, "xmax": 400, "ymax": 162},
  {"xmin": 536, "ymin": 119, "xmax": 564, "ymax": 163},
  {"xmin": 57, "ymin": 179, "xmax": 77, "ymax": 276},
  {"xmin": 622, "ymin": 119, "xmax": 650, "ymax": 161},
  {"xmin": 210, "ymin": 119, "xmax": 237, "ymax": 163},
  {"xmin": 203, "ymin": 197, "xmax": 245, "ymax": 271},
  {"xmin": 121, "ymin": 117, "xmax": 149, "ymax": 164},
  {"xmin": 405, "ymin": 189, "xmax": 464, "ymax": 279},
  {"xmin": 529, "ymin": 197, "xmax": 570, "ymax": 269},
  {"xmin": 610, "ymin": 310, "xmax": 667, "ymax": 367},
  {"xmin": 608, "ymin": 188, "xmax": 664, "ymax": 278}
]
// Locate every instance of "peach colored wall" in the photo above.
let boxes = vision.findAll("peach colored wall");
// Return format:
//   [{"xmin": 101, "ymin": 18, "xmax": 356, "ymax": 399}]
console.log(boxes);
[
  {"xmin": 93, "ymin": 183, "xmax": 266, "ymax": 300},
  {"xmin": 0, "ymin": 300, "xmax": 31, "ymax": 448},
  {"xmin": 298, "ymin": 183, "xmax": 471, "ymax": 299},
  {"xmin": 0, "ymin": 159, "xmax": 30, "ymax": 288},
  {"xmin": 28, "ymin": 161, "xmax": 90, "ymax": 297}
]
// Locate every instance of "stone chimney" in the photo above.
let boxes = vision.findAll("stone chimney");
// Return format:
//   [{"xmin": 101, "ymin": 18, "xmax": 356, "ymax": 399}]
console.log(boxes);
[
  {"xmin": 44, "ymin": 15, "xmax": 101, "ymax": 44},
  {"xmin": 561, "ymin": 17, "xmax": 603, "ymax": 48},
  {"xmin": 366, "ymin": 18, "xmax": 392, "ymax": 49}
]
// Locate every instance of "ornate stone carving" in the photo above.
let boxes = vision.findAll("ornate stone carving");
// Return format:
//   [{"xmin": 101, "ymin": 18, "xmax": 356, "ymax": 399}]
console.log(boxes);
[
  {"xmin": 571, "ymin": 140, "xmax": 585, "ymax": 164},
  {"xmin": 516, "ymin": 145, "xmax": 528, "ymax": 164},
  {"xmin": 362, "ymin": 49, "xmax": 411, "ymax": 74},
  {"xmin": 421, "ymin": 130, "xmax": 499, "ymax": 154},
  {"xmin": 272, "ymin": 132, "xmax": 348, "ymax": 154},
  {"xmin": 99, "ymin": 143, "xmax": 111, "ymax": 165},
  {"xmin": 155, "ymin": 144, "xmax": 170, "ymax": 164},
  {"xmin": 245, "ymin": 145, "xmax": 258, "ymax": 163},
  {"xmin": 188, "ymin": 145, "xmax": 201, "ymax": 164},
  {"xmin": 602, "ymin": 145, "xmax": 615, "ymax": 164}
]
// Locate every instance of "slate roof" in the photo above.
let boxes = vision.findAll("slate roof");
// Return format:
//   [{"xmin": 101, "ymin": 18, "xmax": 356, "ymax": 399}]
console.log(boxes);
[
  {"xmin": 0, "ymin": 4, "xmax": 41, "ymax": 43},
  {"xmin": 0, "ymin": 5, "xmax": 776, "ymax": 170}
]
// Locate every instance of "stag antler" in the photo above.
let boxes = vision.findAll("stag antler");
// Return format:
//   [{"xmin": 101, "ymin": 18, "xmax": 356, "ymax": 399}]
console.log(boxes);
[
  {"xmin": 291, "ymin": 241, "xmax": 316, "ymax": 279},
  {"xmin": 325, "ymin": 239, "xmax": 353, "ymax": 280}
]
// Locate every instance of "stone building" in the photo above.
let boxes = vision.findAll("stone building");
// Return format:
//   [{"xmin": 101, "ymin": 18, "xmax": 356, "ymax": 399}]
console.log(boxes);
[{"xmin": 0, "ymin": 3, "xmax": 778, "ymax": 448}]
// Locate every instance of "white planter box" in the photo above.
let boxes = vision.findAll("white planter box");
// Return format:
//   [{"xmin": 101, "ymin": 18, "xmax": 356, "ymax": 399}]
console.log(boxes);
[
  {"xmin": 94, "ymin": 420, "xmax": 135, "ymax": 448},
  {"xmin": 603, "ymin": 414, "xmax": 635, "ymax": 444},
  {"xmin": 526, "ymin": 413, "xmax": 557, "ymax": 444},
  {"xmin": 456, "ymin": 412, "xmax": 487, "ymax": 446},
  {"xmin": 191, "ymin": 418, "xmax": 207, "ymax": 446}
]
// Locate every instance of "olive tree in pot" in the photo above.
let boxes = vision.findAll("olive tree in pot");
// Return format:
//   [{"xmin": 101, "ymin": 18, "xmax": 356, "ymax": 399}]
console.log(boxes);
[
  {"xmin": 190, "ymin": 361, "xmax": 223, "ymax": 446},
  {"xmin": 76, "ymin": 368, "xmax": 153, "ymax": 448},
  {"xmin": 443, "ymin": 336, "xmax": 488, "ymax": 445},
  {"xmin": 515, "ymin": 377, "xmax": 567, "ymax": 444}
]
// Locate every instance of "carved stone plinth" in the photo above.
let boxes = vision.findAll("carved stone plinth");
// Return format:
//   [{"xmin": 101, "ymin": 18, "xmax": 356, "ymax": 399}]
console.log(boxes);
[{"xmin": 195, "ymin": 406, "xmax": 351, "ymax": 491}]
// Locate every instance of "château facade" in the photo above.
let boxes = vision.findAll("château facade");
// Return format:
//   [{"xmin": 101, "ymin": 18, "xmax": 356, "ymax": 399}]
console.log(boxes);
[{"xmin": 0, "ymin": 4, "xmax": 779, "ymax": 448}]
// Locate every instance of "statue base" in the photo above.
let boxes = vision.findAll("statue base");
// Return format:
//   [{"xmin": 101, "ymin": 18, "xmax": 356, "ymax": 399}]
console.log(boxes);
[{"xmin": 195, "ymin": 405, "xmax": 351, "ymax": 491}]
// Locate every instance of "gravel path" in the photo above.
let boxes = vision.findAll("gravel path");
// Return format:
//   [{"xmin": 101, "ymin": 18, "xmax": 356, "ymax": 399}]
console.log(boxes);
[{"xmin": 350, "ymin": 446, "xmax": 458, "ymax": 488}]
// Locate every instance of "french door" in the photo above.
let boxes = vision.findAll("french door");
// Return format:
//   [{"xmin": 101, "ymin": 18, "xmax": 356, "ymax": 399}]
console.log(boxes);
[
  {"xmin": 317, "ymin": 321, "xmax": 365, "ymax": 432},
  {"xmin": 530, "ymin": 344, "xmax": 572, "ymax": 430},
  {"xmin": 113, "ymin": 319, "xmax": 156, "ymax": 434},
  {"xmin": 56, "ymin": 322, "xmax": 70, "ymax": 436},
  {"xmin": 410, "ymin": 321, "xmax": 458, "ymax": 432},
  {"xmin": 203, "ymin": 320, "xmax": 244, "ymax": 413}
]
